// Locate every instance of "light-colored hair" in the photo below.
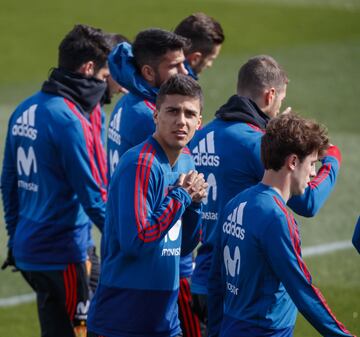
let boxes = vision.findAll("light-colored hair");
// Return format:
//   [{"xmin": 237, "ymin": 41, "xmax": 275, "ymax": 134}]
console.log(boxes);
[{"xmin": 237, "ymin": 55, "xmax": 288, "ymax": 100}]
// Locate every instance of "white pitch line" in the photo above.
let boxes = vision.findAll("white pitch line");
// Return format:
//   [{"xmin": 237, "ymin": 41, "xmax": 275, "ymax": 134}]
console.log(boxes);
[
  {"xmin": 0, "ymin": 240, "xmax": 354, "ymax": 308},
  {"xmin": 302, "ymin": 240, "xmax": 353, "ymax": 257},
  {"xmin": 0, "ymin": 293, "xmax": 36, "ymax": 308}
]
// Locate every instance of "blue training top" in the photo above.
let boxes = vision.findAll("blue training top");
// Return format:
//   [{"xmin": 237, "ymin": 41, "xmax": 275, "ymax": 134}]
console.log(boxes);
[
  {"xmin": 1, "ymin": 91, "xmax": 106, "ymax": 269},
  {"xmin": 106, "ymin": 42, "xmax": 194, "ymax": 277},
  {"xmin": 88, "ymin": 137, "xmax": 201, "ymax": 337},
  {"xmin": 208, "ymin": 183, "xmax": 354, "ymax": 337},
  {"xmin": 189, "ymin": 95, "xmax": 342, "ymax": 295}
]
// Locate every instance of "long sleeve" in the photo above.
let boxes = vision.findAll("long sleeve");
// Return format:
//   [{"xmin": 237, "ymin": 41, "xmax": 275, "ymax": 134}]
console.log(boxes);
[
  {"xmin": 288, "ymin": 145, "xmax": 341, "ymax": 217},
  {"xmin": 1, "ymin": 119, "xmax": 19, "ymax": 248},
  {"xmin": 57, "ymin": 120, "xmax": 106, "ymax": 231},
  {"xmin": 263, "ymin": 200, "xmax": 354, "ymax": 337},
  {"xmin": 111, "ymin": 153, "xmax": 192, "ymax": 257},
  {"xmin": 207, "ymin": 222, "xmax": 225, "ymax": 337},
  {"xmin": 181, "ymin": 202, "xmax": 202, "ymax": 256}
]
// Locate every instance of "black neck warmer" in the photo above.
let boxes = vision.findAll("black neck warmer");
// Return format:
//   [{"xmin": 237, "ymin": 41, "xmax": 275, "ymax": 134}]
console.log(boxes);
[
  {"xmin": 215, "ymin": 95, "xmax": 270, "ymax": 129},
  {"xmin": 42, "ymin": 68, "xmax": 107, "ymax": 115}
]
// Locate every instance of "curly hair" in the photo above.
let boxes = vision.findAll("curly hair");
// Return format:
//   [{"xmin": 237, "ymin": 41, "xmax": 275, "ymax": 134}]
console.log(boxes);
[{"xmin": 261, "ymin": 112, "xmax": 329, "ymax": 171}]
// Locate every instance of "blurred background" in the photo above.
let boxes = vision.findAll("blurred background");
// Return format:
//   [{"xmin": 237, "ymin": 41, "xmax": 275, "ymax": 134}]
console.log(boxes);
[{"xmin": 0, "ymin": 0, "xmax": 359, "ymax": 335}]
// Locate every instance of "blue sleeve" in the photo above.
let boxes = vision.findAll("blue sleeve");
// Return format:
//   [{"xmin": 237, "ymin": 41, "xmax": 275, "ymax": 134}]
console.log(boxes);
[
  {"xmin": 113, "ymin": 160, "xmax": 192, "ymax": 257},
  {"xmin": 100, "ymin": 108, "xmax": 106, "ymax": 146},
  {"xmin": 181, "ymin": 202, "xmax": 202, "ymax": 256},
  {"xmin": 263, "ymin": 208, "xmax": 354, "ymax": 337},
  {"xmin": 57, "ymin": 121, "xmax": 106, "ymax": 231},
  {"xmin": 352, "ymin": 217, "xmax": 360, "ymax": 254},
  {"xmin": 207, "ymin": 217, "xmax": 225, "ymax": 337},
  {"xmin": 287, "ymin": 146, "xmax": 341, "ymax": 217},
  {"xmin": 1, "ymin": 119, "xmax": 19, "ymax": 248}
]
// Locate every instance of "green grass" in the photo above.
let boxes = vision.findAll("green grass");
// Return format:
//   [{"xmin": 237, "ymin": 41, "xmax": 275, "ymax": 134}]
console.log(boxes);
[
  {"xmin": 0, "ymin": 302, "xmax": 40, "ymax": 336},
  {"xmin": 0, "ymin": 0, "xmax": 359, "ymax": 336}
]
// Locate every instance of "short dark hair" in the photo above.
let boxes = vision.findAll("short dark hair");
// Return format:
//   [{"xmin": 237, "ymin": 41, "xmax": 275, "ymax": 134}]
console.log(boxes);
[
  {"xmin": 237, "ymin": 55, "xmax": 288, "ymax": 100},
  {"xmin": 105, "ymin": 33, "xmax": 130, "ymax": 49},
  {"xmin": 156, "ymin": 74, "xmax": 203, "ymax": 112},
  {"xmin": 58, "ymin": 24, "xmax": 111, "ymax": 73},
  {"xmin": 175, "ymin": 12, "xmax": 224, "ymax": 56},
  {"xmin": 132, "ymin": 28, "xmax": 188, "ymax": 70},
  {"xmin": 261, "ymin": 113, "xmax": 329, "ymax": 171}
]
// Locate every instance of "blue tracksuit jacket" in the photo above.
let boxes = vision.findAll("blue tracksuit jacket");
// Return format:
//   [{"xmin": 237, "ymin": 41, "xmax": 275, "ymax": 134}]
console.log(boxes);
[
  {"xmin": 87, "ymin": 137, "xmax": 201, "ymax": 337},
  {"xmin": 189, "ymin": 95, "xmax": 342, "ymax": 295},
  {"xmin": 1, "ymin": 92, "xmax": 106, "ymax": 269},
  {"xmin": 107, "ymin": 42, "xmax": 193, "ymax": 277},
  {"xmin": 207, "ymin": 183, "xmax": 354, "ymax": 337}
]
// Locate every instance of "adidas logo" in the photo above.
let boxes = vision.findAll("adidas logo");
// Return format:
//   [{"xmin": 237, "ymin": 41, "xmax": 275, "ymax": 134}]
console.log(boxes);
[
  {"xmin": 108, "ymin": 107, "xmax": 122, "ymax": 145},
  {"xmin": 109, "ymin": 107, "xmax": 121, "ymax": 131},
  {"xmin": 224, "ymin": 245, "xmax": 240, "ymax": 277},
  {"xmin": 192, "ymin": 131, "xmax": 220, "ymax": 167},
  {"xmin": 12, "ymin": 105, "xmax": 38, "ymax": 140},
  {"xmin": 222, "ymin": 202, "xmax": 247, "ymax": 239}
]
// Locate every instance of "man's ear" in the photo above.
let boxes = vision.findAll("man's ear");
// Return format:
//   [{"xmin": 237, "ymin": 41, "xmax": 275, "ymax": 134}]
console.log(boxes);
[
  {"xmin": 196, "ymin": 114, "xmax": 202, "ymax": 130},
  {"xmin": 264, "ymin": 87, "xmax": 276, "ymax": 106},
  {"xmin": 141, "ymin": 64, "xmax": 155, "ymax": 84},
  {"xmin": 153, "ymin": 109, "xmax": 159, "ymax": 125},
  {"xmin": 286, "ymin": 154, "xmax": 298, "ymax": 171},
  {"xmin": 78, "ymin": 61, "xmax": 95, "ymax": 77},
  {"xmin": 187, "ymin": 52, "xmax": 202, "ymax": 68}
]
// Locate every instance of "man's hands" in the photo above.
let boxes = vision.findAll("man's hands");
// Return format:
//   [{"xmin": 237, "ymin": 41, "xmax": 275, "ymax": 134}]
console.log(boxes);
[{"xmin": 177, "ymin": 170, "xmax": 208, "ymax": 203}]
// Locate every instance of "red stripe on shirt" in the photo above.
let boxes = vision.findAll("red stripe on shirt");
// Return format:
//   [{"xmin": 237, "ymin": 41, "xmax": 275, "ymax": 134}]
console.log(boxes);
[
  {"xmin": 140, "ymin": 145, "xmax": 155, "ymax": 232},
  {"xmin": 134, "ymin": 142, "xmax": 182, "ymax": 242},
  {"xmin": 182, "ymin": 146, "xmax": 191, "ymax": 155},
  {"xmin": 135, "ymin": 143, "xmax": 155, "ymax": 234},
  {"xmin": 64, "ymin": 99, "xmax": 107, "ymax": 201},
  {"xmin": 308, "ymin": 163, "xmax": 331, "ymax": 190},
  {"xmin": 134, "ymin": 143, "xmax": 149, "ymax": 234},
  {"xmin": 274, "ymin": 197, "xmax": 351, "ymax": 335},
  {"xmin": 134, "ymin": 143, "xmax": 155, "ymax": 237},
  {"xmin": 274, "ymin": 197, "xmax": 311, "ymax": 282},
  {"xmin": 144, "ymin": 100, "xmax": 156, "ymax": 111},
  {"xmin": 246, "ymin": 123, "xmax": 265, "ymax": 134},
  {"xmin": 142, "ymin": 199, "xmax": 181, "ymax": 242},
  {"xmin": 311, "ymin": 285, "xmax": 352, "ymax": 335},
  {"xmin": 143, "ymin": 199, "xmax": 179, "ymax": 242},
  {"xmin": 90, "ymin": 106, "xmax": 108, "ymax": 187}
]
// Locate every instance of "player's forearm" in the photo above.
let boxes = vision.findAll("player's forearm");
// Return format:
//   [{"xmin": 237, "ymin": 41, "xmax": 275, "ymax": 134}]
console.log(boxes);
[
  {"xmin": 287, "ymin": 147, "xmax": 341, "ymax": 217},
  {"xmin": 181, "ymin": 202, "xmax": 202, "ymax": 256}
]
